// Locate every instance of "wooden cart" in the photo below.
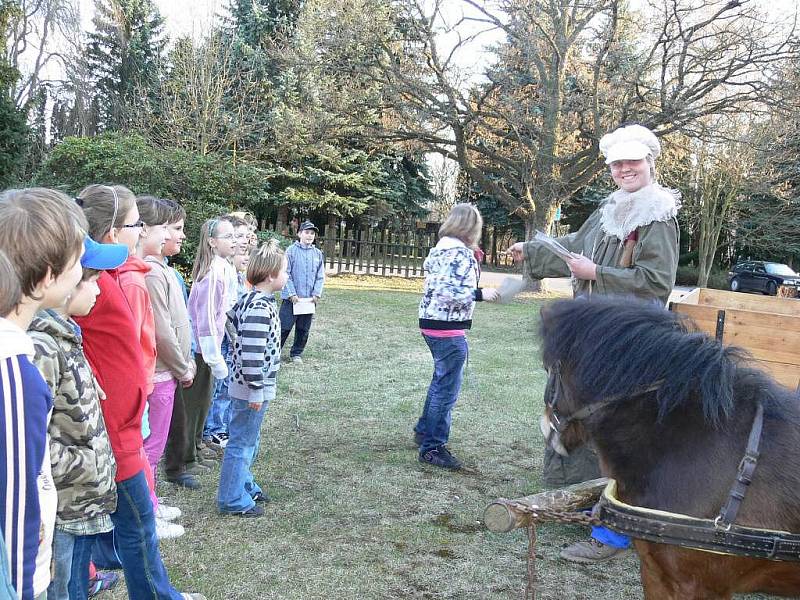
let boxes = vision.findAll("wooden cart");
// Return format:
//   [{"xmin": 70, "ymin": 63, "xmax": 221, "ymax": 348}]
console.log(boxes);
[{"xmin": 670, "ymin": 288, "xmax": 800, "ymax": 391}]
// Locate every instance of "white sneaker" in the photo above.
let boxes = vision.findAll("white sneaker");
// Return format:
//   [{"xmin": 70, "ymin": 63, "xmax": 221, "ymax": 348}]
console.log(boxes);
[
  {"xmin": 155, "ymin": 503, "xmax": 182, "ymax": 522},
  {"xmin": 291, "ymin": 356, "xmax": 303, "ymax": 364},
  {"xmin": 155, "ymin": 517, "xmax": 185, "ymax": 540}
]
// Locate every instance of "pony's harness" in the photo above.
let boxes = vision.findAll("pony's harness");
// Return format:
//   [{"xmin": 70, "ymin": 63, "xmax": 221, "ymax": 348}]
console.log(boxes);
[{"xmin": 545, "ymin": 363, "xmax": 800, "ymax": 561}]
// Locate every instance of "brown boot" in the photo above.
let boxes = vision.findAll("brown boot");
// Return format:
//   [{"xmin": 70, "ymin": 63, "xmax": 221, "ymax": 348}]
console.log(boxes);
[{"xmin": 559, "ymin": 538, "xmax": 631, "ymax": 563}]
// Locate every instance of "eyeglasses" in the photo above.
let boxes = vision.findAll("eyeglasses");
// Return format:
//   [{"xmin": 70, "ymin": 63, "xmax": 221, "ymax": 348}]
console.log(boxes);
[
  {"xmin": 121, "ymin": 220, "xmax": 145, "ymax": 229},
  {"xmin": 215, "ymin": 233, "xmax": 236, "ymax": 240}
]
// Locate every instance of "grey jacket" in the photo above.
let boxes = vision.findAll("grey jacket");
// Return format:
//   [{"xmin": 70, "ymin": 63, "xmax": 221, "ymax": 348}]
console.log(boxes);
[{"xmin": 281, "ymin": 242, "xmax": 325, "ymax": 299}]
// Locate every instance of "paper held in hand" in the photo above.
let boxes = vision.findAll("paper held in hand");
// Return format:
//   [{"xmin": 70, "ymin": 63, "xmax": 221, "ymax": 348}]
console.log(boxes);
[
  {"xmin": 292, "ymin": 298, "xmax": 316, "ymax": 315},
  {"xmin": 534, "ymin": 230, "xmax": 581, "ymax": 262},
  {"xmin": 495, "ymin": 276, "xmax": 532, "ymax": 304}
]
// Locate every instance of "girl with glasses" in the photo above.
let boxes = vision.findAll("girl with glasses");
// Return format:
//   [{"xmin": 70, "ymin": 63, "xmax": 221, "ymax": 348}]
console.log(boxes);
[
  {"xmin": 73, "ymin": 184, "xmax": 205, "ymax": 599},
  {"xmin": 182, "ymin": 217, "xmax": 237, "ymax": 478}
]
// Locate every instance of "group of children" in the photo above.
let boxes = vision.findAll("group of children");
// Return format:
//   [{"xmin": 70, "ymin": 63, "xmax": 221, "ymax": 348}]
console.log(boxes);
[{"xmin": 0, "ymin": 185, "xmax": 325, "ymax": 600}]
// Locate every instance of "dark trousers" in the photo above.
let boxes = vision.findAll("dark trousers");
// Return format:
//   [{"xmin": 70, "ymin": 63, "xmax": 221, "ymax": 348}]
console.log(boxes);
[
  {"xmin": 279, "ymin": 300, "xmax": 313, "ymax": 357},
  {"xmin": 179, "ymin": 353, "xmax": 214, "ymax": 468},
  {"xmin": 164, "ymin": 383, "xmax": 187, "ymax": 478}
]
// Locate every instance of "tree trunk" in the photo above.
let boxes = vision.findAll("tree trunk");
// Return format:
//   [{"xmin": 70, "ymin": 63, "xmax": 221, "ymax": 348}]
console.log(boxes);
[
  {"xmin": 325, "ymin": 214, "xmax": 338, "ymax": 256},
  {"xmin": 276, "ymin": 205, "xmax": 289, "ymax": 236}
]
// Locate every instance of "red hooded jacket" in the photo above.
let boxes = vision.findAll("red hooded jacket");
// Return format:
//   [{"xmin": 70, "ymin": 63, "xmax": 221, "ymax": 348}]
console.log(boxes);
[
  {"xmin": 117, "ymin": 256, "xmax": 157, "ymax": 394},
  {"xmin": 73, "ymin": 269, "xmax": 148, "ymax": 482}
]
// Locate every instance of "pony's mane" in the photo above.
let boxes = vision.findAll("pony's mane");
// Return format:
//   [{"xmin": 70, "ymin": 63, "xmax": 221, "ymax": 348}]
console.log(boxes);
[{"xmin": 539, "ymin": 296, "xmax": 756, "ymax": 425}]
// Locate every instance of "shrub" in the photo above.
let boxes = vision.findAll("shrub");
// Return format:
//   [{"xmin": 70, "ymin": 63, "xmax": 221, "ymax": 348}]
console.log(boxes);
[{"xmin": 675, "ymin": 265, "xmax": 730, "ymax": 290}]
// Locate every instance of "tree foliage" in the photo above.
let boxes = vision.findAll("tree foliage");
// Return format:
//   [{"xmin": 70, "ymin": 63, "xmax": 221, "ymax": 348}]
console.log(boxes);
[{"xmin": 86, "ymin": 0, "xmax": 166, "ymax": 131}]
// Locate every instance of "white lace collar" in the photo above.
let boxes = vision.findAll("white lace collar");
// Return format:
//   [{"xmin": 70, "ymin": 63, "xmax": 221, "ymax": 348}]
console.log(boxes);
[{"xmin": 599, "ymin": 183, "xmax": 681, "ymax": 240}]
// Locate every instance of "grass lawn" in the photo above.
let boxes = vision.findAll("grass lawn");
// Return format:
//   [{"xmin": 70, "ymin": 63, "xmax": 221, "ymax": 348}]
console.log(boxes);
[{"xmin": 108, "ymin": 285, "xmax": 771, "ymax": 599}]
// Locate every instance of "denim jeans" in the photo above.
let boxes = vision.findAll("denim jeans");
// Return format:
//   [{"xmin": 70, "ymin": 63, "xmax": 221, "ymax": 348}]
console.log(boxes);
[
  {"xmin": 415, "ymin": 334, "xmax": 468, "ymax": 453},
  {"xmin": 204, "ymin": 338, "xmax": 231, "ymax": 437},
  {"xmin": 48, "ymin": 530, "xmax": 73, "ymax": 600},
  {"xmin": 91, "ymin": 471, "xmax": 182, "ymax": 600},
  {"xmin": 217, "ymin": 398, "xmax": 268, "ymax": 513}
]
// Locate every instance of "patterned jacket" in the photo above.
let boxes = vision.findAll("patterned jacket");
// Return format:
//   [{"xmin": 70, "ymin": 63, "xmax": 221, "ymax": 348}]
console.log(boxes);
[
  {"xmin": 28, "ymin": 311, "xmax": 117, "ymax": 526},
  {"xmin": 227, "ymin": 290, "xmax": 281, "ymax": 406},
  {"xmin": 418, "ymin": 237, "xmax": 484, "ymax": 330}
]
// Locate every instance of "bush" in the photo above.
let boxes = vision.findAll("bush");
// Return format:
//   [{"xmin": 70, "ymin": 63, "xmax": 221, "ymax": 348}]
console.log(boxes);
[
  {"xmin": 675, "ymin": 265, "xmax": 730, "ymax": 290},
  {"xmin": 35, "ymin": 133, "xmax": 270, "ymax": 211}
]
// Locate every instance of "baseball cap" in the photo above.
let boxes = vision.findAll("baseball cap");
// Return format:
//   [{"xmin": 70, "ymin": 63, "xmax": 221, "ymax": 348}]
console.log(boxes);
[
  {"xmin": 600, "ymin": 124, "xmax": 661, "ymax": 165},
  {"xmin": 81, "ymin": 236, "xmax": 128, "ymax": 270},
  {"xmin": 299, "ymin": 221, "xmax": 319, "ymax": 233}
]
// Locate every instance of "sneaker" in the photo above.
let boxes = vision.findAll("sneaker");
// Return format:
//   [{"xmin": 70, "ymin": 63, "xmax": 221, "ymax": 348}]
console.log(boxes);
[
  {"xmin": 155, "ymin": 517, "xmax": 185, "ymax": 540},
  {"xmin": 291, "ymin": 356, "xmax": 303, "ymax": 364},
  {"xmin": 252, "ymin": 491, "xmax": 271, "ymax": 504},
  {"xmin": 221, "ymin": 504, "xmax": 265, "ymax": 518},
  {"xmin": 413, "ymin": 431, "xmax": 424, "ymax": 446},
  {"xmin": 198, "ymin": 445, "xmax": 221, "ymax": 460},
  {"xmin": 185, "ymin": 462, "xmax": 211, "ymax": 476},
  {"xmin": 155, "ymin": 503, "xmax": 182, "ymax": 522},
  {"xmin": 559, "ymin": 538, "xmax": 631, "ymax": 563},
  {"xmin": 181, "ymin": 594, "xmax": 207, "ymax": 600},
  {"xmin": 88, "ymin": 571, "xmax": 119, "ymax": 598},
  {"xmin": 167, "ymin": 472, "xmax": 201, "ymax": 490},
  {"xmin": 419, "ymin": 445, "xmax": 463, "ymax": 470},
  {"xmin": 209, "ymin": 432, "xmax": 229, "ymax": 449}
]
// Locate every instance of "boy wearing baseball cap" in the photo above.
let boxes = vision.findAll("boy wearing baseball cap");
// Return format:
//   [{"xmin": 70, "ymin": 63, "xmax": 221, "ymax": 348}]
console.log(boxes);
[{"xmin": 279, "ymin": 221, "xmax": 325, "ymax": 364}]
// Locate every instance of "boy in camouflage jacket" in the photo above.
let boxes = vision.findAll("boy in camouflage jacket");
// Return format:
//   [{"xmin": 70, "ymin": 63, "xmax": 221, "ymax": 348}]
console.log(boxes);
[{"xmin": 28, "ymin": 237, "xmax": 127, "ymax": 600}]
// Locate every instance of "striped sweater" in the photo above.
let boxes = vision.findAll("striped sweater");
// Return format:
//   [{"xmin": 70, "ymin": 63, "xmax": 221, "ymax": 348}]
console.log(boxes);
[
  {"xmin": 227, "ymin": 290, "xmax": 281, "ymax": 405},
  {"xmin": 0, "ymin": 318, "xmax": 52, "ymax": 600}
]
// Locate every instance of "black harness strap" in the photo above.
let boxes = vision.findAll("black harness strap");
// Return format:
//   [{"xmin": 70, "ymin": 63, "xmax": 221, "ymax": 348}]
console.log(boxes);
[
  {"xmin": 715, "ymin": 402, "xmax": 764, "ymax": 530},
  {"xmin": 596, "ymin": 493, "xmax": 800, "ymax": 561}
]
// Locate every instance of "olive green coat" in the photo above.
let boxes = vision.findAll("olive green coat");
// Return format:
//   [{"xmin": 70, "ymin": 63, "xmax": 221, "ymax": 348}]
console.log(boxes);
[
  {"xmin": 522, "ymin": 209, "xmax": 679, "ymax": 306},
  {"xmin": 528, "ymin": 193, "xmax": 680, "ymax": 488}
]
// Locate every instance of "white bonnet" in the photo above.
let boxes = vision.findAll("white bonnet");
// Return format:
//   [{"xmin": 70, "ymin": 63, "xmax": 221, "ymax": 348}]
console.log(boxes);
[{"xmin": 599, "ymin": 124, "xmax": 660, "ymax": 165}]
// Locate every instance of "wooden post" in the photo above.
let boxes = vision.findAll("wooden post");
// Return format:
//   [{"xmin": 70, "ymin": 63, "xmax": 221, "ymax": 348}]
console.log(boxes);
[
  {"xmin": 483, "ymin": 477, "xmax": 609, "ymax": 533},
  {"xmin": 276, "ymin": 205, "xmax": 289, "ymax": 236}
]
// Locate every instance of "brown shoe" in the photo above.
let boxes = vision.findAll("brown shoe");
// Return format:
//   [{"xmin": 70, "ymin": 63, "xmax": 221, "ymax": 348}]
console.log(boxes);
[
  {"xmin": 185, "ymin": 462, "xmax": 211, "ymax": 476},
  {"xmin": 559, "ymin": 538, "xmax": 631, "ymax": 563}
]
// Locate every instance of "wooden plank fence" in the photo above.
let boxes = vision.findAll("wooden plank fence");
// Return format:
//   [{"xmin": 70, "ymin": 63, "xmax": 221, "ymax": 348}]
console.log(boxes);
[{"xmin": 319, "ymin": 230, "xmax": 437, "ymax": 278}]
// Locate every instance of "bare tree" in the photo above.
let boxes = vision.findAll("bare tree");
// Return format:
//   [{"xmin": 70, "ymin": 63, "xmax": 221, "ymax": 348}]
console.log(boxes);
[
  {"xmin": 128, "ymin": 32, "xmax": 268, "ymax": 157},
  {"xmin": 283, "ymin": 0, "xmax": 799, "ymax": 236},
  {"xmin": 5, "ymin": 0, "xmax": 81, "ymax": 111}
]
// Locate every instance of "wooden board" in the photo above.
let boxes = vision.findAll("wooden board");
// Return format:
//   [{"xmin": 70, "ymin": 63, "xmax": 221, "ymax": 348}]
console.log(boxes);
[{"xmin": 671, "ymin": 288, "xmax": 800, "ymax": 390}]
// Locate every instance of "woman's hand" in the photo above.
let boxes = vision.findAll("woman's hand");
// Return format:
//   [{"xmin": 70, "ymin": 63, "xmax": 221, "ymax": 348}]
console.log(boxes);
[
  {"xmin": 508, "ymin": 242, "xmax": 525, "ymax": 263},
  {"xmin": 566, "ymin": 254, "xmax": 598, "ymax": 281}
]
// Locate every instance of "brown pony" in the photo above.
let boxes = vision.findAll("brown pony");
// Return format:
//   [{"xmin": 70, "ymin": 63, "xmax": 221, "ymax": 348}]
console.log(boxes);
[{"xmin": 538, "ymin": 296, "xmax": 800, "ymax": 599}]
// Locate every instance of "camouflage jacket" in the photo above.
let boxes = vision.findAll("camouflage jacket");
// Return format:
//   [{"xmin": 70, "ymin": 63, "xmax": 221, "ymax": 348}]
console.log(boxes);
[{"xmin": 28, "ymin": 311, "xmax": 117, "ymax": 525}]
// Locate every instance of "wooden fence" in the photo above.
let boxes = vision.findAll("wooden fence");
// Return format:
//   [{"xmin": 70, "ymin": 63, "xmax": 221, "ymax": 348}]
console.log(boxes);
[
  {"xmin": 319, "ymin": 230, "xmax": 437, "ymax": 277},
  {"xmin": 317, "ymin": 224, "xmax": 572, "ymax": 277}
]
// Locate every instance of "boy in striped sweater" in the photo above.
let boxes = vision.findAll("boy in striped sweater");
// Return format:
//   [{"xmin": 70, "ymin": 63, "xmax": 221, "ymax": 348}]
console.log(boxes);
[
  {"xmin": 0, "ymin": 189, "xmax": 87, "ymax": 600},
  {"xmin": 217, "ymin": 240, "xmax": 286, "ymax": 517}
]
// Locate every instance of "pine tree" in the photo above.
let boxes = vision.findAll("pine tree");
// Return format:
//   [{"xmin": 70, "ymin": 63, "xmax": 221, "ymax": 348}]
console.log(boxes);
[{"xmin": 86, "ymin": 0, "xmax": 166, "ymax": 131}]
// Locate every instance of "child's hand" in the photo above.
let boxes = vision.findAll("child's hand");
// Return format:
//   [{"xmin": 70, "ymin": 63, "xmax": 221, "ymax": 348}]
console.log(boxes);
[
  {"xmin": 289, "ymin": 295, "xmax": 299, "ymax": 304},
  {"xmin": 482, "ymin": 288, "xmax": 499, "ymax": 302},
  {"xmin": 312, "ymin": 295, "xmax": 320, "ymax": 304},
  {"xmin": 181, "ymin": 377, "xmax": 194, "ymax": 389},
  {"xmin": 248, "ymin": 402, "xmax": 262, "ymax": 410},
  {"xmin": 508, "ymin": 242, "xmax": 525, "ymax": 263}
]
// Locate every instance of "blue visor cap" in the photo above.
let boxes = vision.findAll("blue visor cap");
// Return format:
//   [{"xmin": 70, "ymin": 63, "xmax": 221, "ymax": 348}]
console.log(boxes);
[{"xmin": 81, "ymin": 236, "xmax": 128, "ymax": 270}]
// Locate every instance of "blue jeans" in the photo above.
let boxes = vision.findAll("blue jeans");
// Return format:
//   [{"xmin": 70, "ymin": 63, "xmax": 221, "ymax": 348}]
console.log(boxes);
[
  {"xmin": 90, "ymin": 471, "xmax": 182, "ymax": 600},
  {"xmin": 217, "ymin": 398, "xmax": 268, "ymax": 513},
  {"xmin": 415, "ymin": 334, "xmax": 468, "ymax": 453},
  {"xmin": 204, "ymin": 338, "xmax": 231, "ymax": 437}
]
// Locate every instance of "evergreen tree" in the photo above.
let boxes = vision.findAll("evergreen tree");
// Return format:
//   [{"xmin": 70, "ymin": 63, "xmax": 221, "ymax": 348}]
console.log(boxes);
[
  {"xmin": 86, "ymin": 0, "xmax": 166, "ymax": 131},
  {"xmin": 0, "ymin": 0, "xmax": 29, "ymax": 188}
]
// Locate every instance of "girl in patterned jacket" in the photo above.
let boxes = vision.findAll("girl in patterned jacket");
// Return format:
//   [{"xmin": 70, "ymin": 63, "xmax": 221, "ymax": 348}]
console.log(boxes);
[{"xmin": 414, "ymin": 204, "xmax": 497, "ymax": 470}]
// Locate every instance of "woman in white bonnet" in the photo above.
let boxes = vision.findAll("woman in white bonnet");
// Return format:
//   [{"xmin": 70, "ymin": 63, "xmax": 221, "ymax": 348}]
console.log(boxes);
[{"xmin": 508, "ymin": 123, "xmax": 680, "ymax": 562}]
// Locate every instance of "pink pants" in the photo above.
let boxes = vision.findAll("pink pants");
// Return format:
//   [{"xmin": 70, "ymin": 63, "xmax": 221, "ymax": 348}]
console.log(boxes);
[{"xmin": 143, "ymin": 378, "xmax": 177, "ymax": 509}]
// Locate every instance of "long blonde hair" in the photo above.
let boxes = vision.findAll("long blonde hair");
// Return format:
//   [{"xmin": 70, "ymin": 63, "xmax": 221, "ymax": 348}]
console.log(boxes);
[
  {"xmin": 192, "ymin": 216, "xmax": 234, "ymax": 282},
  {"xmin": 439, "ymin": 203, "xmax": 483, "ymax": 247}
]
